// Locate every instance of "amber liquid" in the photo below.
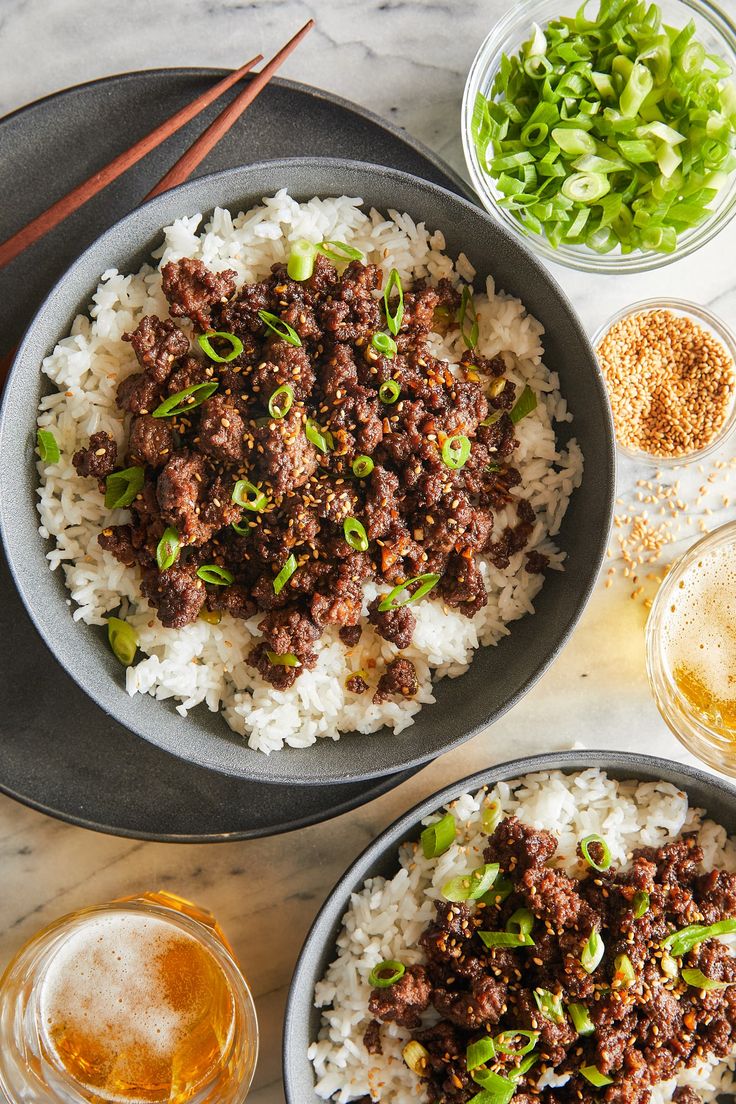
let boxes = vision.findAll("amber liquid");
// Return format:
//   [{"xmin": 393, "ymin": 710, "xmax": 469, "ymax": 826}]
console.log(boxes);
[
  {"xmin": 40, "ymin": 913, "xmax": 238, "ymax": 1103},
  {"xmin": 673, "ymin": 665, "xmax": 736, "ymax": 733},
  {"xmin": 662, "ymin": 546, "xmax": 736, "ymax": 743}
]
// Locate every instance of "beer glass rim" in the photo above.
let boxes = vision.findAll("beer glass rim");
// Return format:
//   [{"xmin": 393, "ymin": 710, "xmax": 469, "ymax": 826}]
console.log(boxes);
[
  {"xmin": 0, "ymin": 896, "xmax": 259, "ymax": 1104},
  {"xmin": 646, "ymin": 519, "xmax": 736, "ymax": 776}
]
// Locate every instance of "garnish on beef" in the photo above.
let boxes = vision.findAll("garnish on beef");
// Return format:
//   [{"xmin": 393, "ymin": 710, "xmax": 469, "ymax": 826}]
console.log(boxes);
[{"xmin": 73, "ymin": 256, "xmax": 541, "ymax": 690}]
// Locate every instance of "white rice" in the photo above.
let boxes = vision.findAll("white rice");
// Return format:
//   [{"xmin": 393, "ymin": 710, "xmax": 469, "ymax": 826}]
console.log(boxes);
[
  {"xmin": 36, "ymin": 191, "xmax": 583, "ymax": 753},
  {"xmin": 309, "ymin": 769, "xmax": 736, "ymax": 1103}
]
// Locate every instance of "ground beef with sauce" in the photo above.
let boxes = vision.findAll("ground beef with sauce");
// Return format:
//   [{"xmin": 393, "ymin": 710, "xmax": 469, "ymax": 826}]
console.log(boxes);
[
  {"xmin": 72, "ymin": 255, "xmax": 542, "ymax": 692},
  {"xmin": 363, "ymin": 817, "xmax": 736, "ymax": 1104}
]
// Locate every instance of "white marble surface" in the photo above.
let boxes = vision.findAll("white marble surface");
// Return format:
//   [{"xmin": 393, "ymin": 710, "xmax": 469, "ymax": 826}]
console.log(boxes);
[{"xmin": 1, "ymin": 1, "xmax": 734, "ymax": 1102}]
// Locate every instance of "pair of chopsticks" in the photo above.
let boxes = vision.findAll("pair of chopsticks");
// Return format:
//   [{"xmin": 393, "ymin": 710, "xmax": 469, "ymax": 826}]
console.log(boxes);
[
  {"xmin": 0, "ymin": 20, "xmax": 313, "ymax": 271},
  {"xmin": 0, "ymin": 20, "xmax": 313, "ymax": 383}
]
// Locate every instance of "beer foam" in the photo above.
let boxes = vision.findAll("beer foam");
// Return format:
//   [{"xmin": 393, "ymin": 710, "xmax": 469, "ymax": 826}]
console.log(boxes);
[
  {"xmin": 38, "ymin": 911, "xmax": 225, "ymax": 1100},
  {"xmin": 663, "ymin": 546, "xmax": 736, "ymax": 703}
]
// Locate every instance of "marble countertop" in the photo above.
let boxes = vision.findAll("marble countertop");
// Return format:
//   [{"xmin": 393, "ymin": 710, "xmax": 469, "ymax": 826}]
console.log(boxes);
[{"xmin": 1, "ymin": 1, "xmax": 735, "ymax": 1101}]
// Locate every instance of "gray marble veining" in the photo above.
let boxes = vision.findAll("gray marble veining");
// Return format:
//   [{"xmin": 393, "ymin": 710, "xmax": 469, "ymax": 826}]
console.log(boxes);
[{"xmin": 1, "ymin": 1, "xmax": 734, "ymax": 1102}]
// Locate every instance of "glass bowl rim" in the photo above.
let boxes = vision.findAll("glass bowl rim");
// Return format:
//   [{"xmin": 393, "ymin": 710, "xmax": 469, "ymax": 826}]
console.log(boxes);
[
  {"xmin": 461, "ymin": 0, "xmax": 736, "ymax": 275},
  {"xmin": 590, "ymin": 296, "xmax": 736, "ymax": 466}
]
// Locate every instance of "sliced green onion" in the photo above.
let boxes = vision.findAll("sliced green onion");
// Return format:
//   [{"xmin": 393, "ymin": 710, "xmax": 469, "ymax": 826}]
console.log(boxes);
[
  {"xmin": 379, "ymin": 379, "xmax": 401, "ymax": 404},
  {"xmin": 580, "ymin": 1066, "xmax": 614, "ymax": 1087},
  {"xmin": 317, "ymin": 240, "xmax": 364, "ymax": 263},
  {"xmin": 470, "ymin": 1069, "xmax": 516, "ymax": 1104},
  {"xmin": 510, "ymin": 1054, "xmax": 538, "ymax": 1081},
  {"xmin": 660, "ymin": 951, "xmax": 679, "ymax": 979},
  {"xmin": 467, "ymin": 1037, "xmax": 496, "ymax": 1071},
  {"xmin": 344, "ymin": 517, "xmax": 369, "ymax": 552},
  {"xmin": 580, "ymin": 834, "xmax": 612, "ymax": 872},
  {"xmin": 372, "ymin": 332, "xmax": 398, "ymax": 358},
  {"xmin": 508, "ymin": 909, "xmax": 534, "ymax": 939},
  {"xmin": 383, "ymin": 268, "xmax": 404, "ymax": 336},
  {"xmin": 266, "ymin": 651, "xmax": 300, "ymax": 667},
  {"xmin": 661, "ymin": 919, "xmax": 736, "ymax": 958},
  {"xmin": 377, "ymin": 573, "xmax": 440, "ymax": 612},
  {"xmin": 552, "ymin": 127, "xmax": 597, "ymax": 155},
  {"xmin": 196, "ymin": 564, "xmax": 234, "ymax": 586},
  {"xmin": 613, "ymin": 953, "xmax": 636, "ymax": 988},
  {"xmin": 257, "ymin": 309, "xmax": 302, "ymax": 348},
  {"xmin": 232, "ymin": 479, "xmax": 268, "ymax": 512},
  {"xmin": 231, "ymin": 518, "xmax": 251, "ymax": 536},
  {"xmin": 621, "ymin": 63, "xmax": 654, "ymax": 118},
  {"xmin": 287, "ymin": 239, "xmax": 317, "ymax": 281},
  {"xmin": 480, "ymin": 908, "xmax": 535, "ymax": 949},
  {"xmin": 568, "ymin": 1002, "xmax": 595, "ymax": 1036},
  {"xmin": 479, "ymin": 875, "xmax": 514, "ymax": 906},
  {"xmin": 197, "ymin": 330, "xmax": 243, "ymax": 363},
  {"xmin": 107, "ymin": 617, "xmax": 138, "ymax": 666},
  {"xmin": 104, "ymin": 466, "xmax": 144, "ymax": 509},
  {"xmin": 479, "ymin": 930, "xmax": 530, "ymax": 949},
  {"xmin": 37, "ymin": 429, "xmax": 60, "ymax": 464},
  {"xmin": 420, "ymin": 812, "xmax": 456, "ymax": 859},
  {"xmin": 268, "ymin": 383, "xmax": 294, "ymax": 419},
  {"xmin": 474, "ymin": 5, "xmax": 736, "ymax": 258},
  {"xmin": 561, "ymin": 172, "xmax": 610, "ymax": 203},
  {"xmin": 534, "ymin": 988, "xmax": 565, "ymax": 1023},
  {"xmin": 482, "ymin": 801, "xmax": 502, "ymax": 834},
  {"xmin": 442, "ymin": 863, "xmax": 500, "ymax": 903},
  {"xmin": 581, "ymin": 929, "xmax": 605, "ymax": 973},
  {"xmin": 352, "ymin": 454, "xmax": 374, "ymax": 478},
  {"xmin": 156, "ymin": 526, "xmax": 180, "ymax": 571},
  {"xmin": 442, "ymin": 434, "xmax": 471, "ymax": 470},
  {"xmin": 458, "ymin": 286, "xmax": 480, "ymax": 350},
  {"xmin": 681, "ymin": 967, "xmax": 736, "ymax": 991},
  {"xmin": 510, "ymin": 385, "xmax": 537, "ymax": 424},
  {"xmin": 633, "ymin": 891, "xmax": 650, "ymax": 918},
  {"xmin": 305, "ymin": 417, "xmax": 334, "ymax": 453},
  {"xmin": 402, "ymin": 1040, "xmax": 430, "ymax": 1076},
  {"xmin": 273, "ymin": 553, "xmax": 297, "ymax": 595},
  {"xmin": 493, "ymin": 1030, "xmax": 538, "ymax": 1056},
  {"xmin": 368, "ymin": 960, "xmax": 405, "ymax": 988},
  {"xmin": 152, "ymin": 381, "xmax": 218, "ymax": 418}
]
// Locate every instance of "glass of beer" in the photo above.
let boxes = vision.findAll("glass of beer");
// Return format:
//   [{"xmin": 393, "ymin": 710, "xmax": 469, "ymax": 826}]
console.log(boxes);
[
  {"xmin": 0, "ymin": 891, "xmax": 258, "ymax": 1104},
  {"xmin": 647, "ymin": 520, "xmax": 736, "ymax": 776}
]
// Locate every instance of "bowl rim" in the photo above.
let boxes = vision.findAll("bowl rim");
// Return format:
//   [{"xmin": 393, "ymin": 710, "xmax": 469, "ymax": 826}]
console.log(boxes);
[
  {"xmin": 282, "ymin": 748, "xmax": 736, "ymax": 1102},
  {"xmin": 590, "ymin": 296, "xmax": 736, "ymax": 467},
  {"xmin": 460, "ymin": 0, "xmax": 736, "ymax": 275},
  {"xmin": 0, "ymin": 156, "xmax": 616, "ymax": 785}
]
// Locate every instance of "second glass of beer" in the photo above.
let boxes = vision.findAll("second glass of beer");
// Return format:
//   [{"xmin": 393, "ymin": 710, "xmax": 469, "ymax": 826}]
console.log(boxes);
[{"xmin": 0, "ymin": 891, "xmax": 258, "ymax": 1104}]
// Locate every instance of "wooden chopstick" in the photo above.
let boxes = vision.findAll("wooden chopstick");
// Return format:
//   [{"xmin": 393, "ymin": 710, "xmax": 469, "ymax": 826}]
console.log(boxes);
[
  {"xmin": 0, "ymin": 22, "xmax": 315, "ymax": 389},
  {"xmin": 0, "ymin": 54, "xmax": 263, "ymax": 272},
  {"xmin": 145, "ymin": 19, "xmax": 314, "ymax": 199}
]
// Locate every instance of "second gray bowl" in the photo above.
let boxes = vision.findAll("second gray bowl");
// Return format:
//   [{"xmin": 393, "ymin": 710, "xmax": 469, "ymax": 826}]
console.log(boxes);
[
  {"xmin": 0, "ymin": 159, "xmax": 615, "ymax": 785},
  {"xmin": 283, "ymin": 750, "xmax": 736, "ymax": 1101}
]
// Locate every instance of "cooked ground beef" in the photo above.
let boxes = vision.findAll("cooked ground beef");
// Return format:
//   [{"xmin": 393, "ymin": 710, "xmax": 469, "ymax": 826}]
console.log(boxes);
[
  {"xmin": 368, "ymin": 964, "xmax": 432, "ymax": 1028},
  {"xmin": 373, "ymin": 656, "xmax": 420, "ymax": 703},
  {"xmin": 366, "ymin": 817, "xmax": 736, "ymax": 1104},
  {"xmin": 72, "ymin": 256, "xmax": 541, "ymax": 689},
  {"xmin": 72, "ymin": 431, "xmax": 117, "ymax": 480},
  {"xmin": 362, "ymin": 1019, "xmax": 383, "ymax": 1056}
]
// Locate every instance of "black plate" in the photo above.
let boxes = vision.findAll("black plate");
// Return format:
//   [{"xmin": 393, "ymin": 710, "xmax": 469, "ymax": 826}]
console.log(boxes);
[
  {"xmin": 283, "ymin": 751, "xmax": 736, "ymax": 1101},
  {"xmin": 2, "ymin": 159, "xmax": 614, "ymax": 785},
  {"xmin": 0, "ymin": 70, "xmax": 473, "ymax": 840}
]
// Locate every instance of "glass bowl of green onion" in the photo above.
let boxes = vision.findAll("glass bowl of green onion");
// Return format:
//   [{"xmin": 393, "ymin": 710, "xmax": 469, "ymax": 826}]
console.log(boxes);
[{"xmin": 461, "ymin": 0, "xmax": 736, "ymax": 273}]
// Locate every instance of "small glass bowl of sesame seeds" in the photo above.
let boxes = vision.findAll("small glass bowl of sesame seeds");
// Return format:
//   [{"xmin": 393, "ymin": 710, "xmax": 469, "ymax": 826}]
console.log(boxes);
[{"xmin": 592, "ymin": 298, "xmax": 736, "ymax": 467}]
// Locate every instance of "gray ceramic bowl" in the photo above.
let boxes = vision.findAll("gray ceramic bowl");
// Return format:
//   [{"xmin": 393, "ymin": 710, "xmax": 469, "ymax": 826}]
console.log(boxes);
[
  {"xmin": 0, "ymin": 159, "xmax": 615, "ymax": 785},
  {"xmin": 283, "ymin": 750, "xmax": 736, "ymax": 1101}
]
